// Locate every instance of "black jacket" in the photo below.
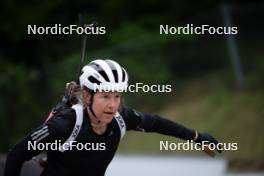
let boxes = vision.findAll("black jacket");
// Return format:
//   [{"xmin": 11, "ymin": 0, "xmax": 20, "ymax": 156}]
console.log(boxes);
[{"xmin": 4, "ymin": 106, "xmax": 196, "ymax": 176}]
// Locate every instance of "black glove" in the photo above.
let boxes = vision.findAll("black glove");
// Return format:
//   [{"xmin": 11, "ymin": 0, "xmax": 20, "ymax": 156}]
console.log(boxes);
[
  {"xmin": 195, "ymin": 132, "xmax": 222, "ymax": 154},
  {"xmin": 32, "ymin": 156, "xmax": 48, "ymax": 168}
]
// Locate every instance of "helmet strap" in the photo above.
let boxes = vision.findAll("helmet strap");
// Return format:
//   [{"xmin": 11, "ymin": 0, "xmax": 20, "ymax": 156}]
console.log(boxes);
[{"xmin": 87, "ymin": 93, "xmax": 101, "ymax": 123}]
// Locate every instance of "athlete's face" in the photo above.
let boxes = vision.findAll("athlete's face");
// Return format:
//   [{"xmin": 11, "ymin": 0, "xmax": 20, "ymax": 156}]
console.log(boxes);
[{"xmin": 92, "ymin": 91, "xmax": 121, "ymax": 124}]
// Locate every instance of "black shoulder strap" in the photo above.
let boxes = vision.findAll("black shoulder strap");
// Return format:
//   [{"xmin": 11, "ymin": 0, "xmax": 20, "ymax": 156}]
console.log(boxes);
[
  {"xmin": 114, "ymin": 112, "xmax": 126, "ymax": 139},
  {"xmin": 59, "ymin": 104, "xmax": 83, "ymax": 152}
]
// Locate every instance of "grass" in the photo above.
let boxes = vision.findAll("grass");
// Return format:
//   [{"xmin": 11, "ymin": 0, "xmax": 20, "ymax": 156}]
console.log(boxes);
[{"xmin": 118, "ymin": 70, "xmax": 264, "ymax": 170}]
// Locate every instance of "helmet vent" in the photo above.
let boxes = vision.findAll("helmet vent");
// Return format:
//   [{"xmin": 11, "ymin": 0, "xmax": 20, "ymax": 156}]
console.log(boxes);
[
  {"xmin": 88, "ymin": 76, "xmax": 101, "ymax": 85},
  {"xmin": 112, "ymin": 70, "xmax": 118, "ymax": 82},
  {"xmin": 90, "ymin": 63, "xmax": 110, "ymax": 82},
  {"xmin": 105, "ymin": 60, "xmax": 118, "ymax": 82},
  {"xmin": 122, "ymin": 68, "xmax": 126, "ymax": 82}
]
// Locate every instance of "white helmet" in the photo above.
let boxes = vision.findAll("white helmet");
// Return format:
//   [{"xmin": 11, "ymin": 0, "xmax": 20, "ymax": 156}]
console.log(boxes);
[{"xmin": 79, "ymin": 59, "xmax": 128, "ymax": 92}]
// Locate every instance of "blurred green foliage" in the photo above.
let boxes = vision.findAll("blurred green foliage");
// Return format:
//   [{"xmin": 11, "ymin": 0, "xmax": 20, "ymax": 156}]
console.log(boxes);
[{"xmin": 0, "ymin": 1, "xmax": 263, "ymax": 169}]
